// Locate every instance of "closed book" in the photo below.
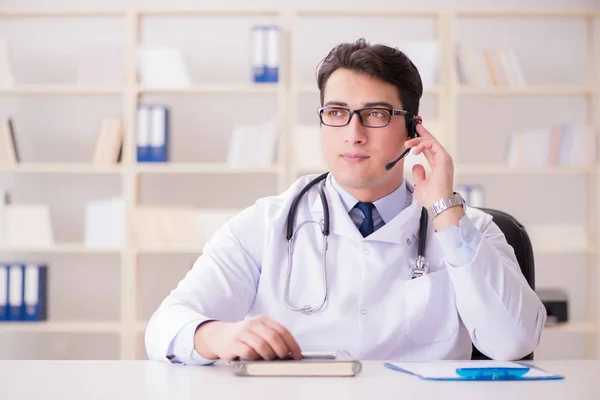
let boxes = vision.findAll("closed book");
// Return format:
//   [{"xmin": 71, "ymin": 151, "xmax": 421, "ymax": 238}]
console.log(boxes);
[
  {"xmin": 250, "ymin": 26, "xmax": 266, "ymax": 82},
  {"xmin": 231, "ymin": 350, "xmax": 362, "ymax": 377},
  {"xmin": 23, "ymin": 264, "xmax": 48, "ymax": 321},
  {"xmin": 8, "ymin": 264, "xmax": 23, "ymax": 321},
  {"xmin": 263, "ymin": 25, "xmax": 279, "ymax": 83},
  {"xmin": 136, "ymin": 105, "xmax": 151, "ymax": 162},
  {"xmin": 0, "ymin": 264, "xmax": 7, "ymax": 320},
  {"xmin": 149, "ymin": 105, "xmax": 168, "ymax": 162}
]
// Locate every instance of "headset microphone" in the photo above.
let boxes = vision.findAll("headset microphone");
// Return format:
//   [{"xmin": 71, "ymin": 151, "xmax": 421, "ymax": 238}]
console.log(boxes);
[
  {"xmin": 384, "ymin": 148, "xmax": 411, "ymax": 171},
  {"xmin": 384, "ymin": 118, "xmax": 420, "ymax": 171}
]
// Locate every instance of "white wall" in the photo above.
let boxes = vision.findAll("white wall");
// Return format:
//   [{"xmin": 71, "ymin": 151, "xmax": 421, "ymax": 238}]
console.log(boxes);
[{"xmin": 0, "ymin": 0, "xmax": 598, "ymax": 361}]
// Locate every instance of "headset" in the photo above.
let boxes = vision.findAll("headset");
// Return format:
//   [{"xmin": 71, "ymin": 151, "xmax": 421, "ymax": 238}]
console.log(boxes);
[{"xmin": 384, "ymin": 115, "xmax": 421, "ymax": 171}]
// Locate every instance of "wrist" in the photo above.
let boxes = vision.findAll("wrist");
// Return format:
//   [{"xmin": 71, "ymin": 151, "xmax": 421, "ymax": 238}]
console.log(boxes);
[
  {"xmin": 194, "ymin": 320, "xmax": 225, "ymax": 360},
  {"xmin": 425, "ymin": 190, "xmax": 454, "ymax": 209},
  {"xmin": 428, "ymin": 191, "xmax": 466, "ymax": 232},
  {"xmin": 432, "ymin": 205, "xmax": 465, "ymax": 232}
]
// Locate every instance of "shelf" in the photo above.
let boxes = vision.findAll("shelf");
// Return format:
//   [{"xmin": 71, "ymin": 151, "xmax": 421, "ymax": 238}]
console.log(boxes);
[
  {"xmin": 545, "ymin": 323, "xmax": 600, "ymax": 333},
  {"xmin": 138, "ymin": 83, "xmax": 281, "ymax": 95},
  {"xmin": 293, "ymin": 84, "xmax": 442, "ymax": 95},
  {"xmin": 458, "ymin": 85, "xmax": 593, "ymax": 96},
  {"xmin": 0, "ymin": 10, "xmax": 126, "ymax": 17},
  {"xmin": 0, "ymin": 8, "xmax": 596, "ymax": 19},
  {"xmin": 0, "ymin": 163, "xmax": 122, "ymax": 174},
  {"xmin": 455, "ymin": 164, "xmax": 596, "ymax": 175},
  {"xmin": 0, "ymin": 243, "xmax": 121, "ymax": 254},
  {"xmin": 0, "ymin": 85, "xmax": 123, "ymax": 95},
  {"xmin": 137, "ymin": 246, "xmax": 202, "ymax": 255},
  {"xmin": 0, "ymin": 321, "xmax": 122, "ymax": 333},
  {"xmin": 135, "ymin": 163, "xmax": 281, "ymax": 175},
  {"xmin": 455, "ymin": 9, "xmax": 598, "ymax": 18},
  {"xmin": 139, "ymin": 8, "xmax": 280, "ymax": 16},
  {"xmin": 295, "ymin": 7, "xmax": 441, "ymax": 17},
  {"xmin": 535, "ymin": 247, "xmax": 598, "ymax": 256}
]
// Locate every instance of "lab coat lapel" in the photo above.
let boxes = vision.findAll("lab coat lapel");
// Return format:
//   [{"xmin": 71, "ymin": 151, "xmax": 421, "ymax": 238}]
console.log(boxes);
[
  {"xmin": 308, "ymin": 178, "xmax": 364, "ymax": 241},
  {"xmin": 308, "ymin": 178, "xmax": 425, "ymax": 244},
  {"xmin": 366, "ymin": 192, "xmax": 423, "ymax": 245}
]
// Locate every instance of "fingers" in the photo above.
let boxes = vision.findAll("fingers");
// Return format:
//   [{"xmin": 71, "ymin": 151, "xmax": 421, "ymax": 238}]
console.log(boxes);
[
  {"xmin": 261, "ymin": 317, "xmax": 303, "ymax": 360},
  {"xmin": 232, "ymin": 316, "xmax": 302, "ymax": 361},
  {"xmin": 405, "ymin": 136, "xmax": 438, "ymax": 152},
  {"xmin": 238, "ymin": 330, "xmax": 277, "ymax": 360},
  {"xmin": 414, "ymin": 118, "xmax": 433, "ymax": 138},
  {"xmin": 251, "ymin": 322, "xmax": 292, "ymax": 360},
  {"xmin": 412, "ymin": 164, "xmax": 426, "ymax": 184},
  {"xmin": 229, "ymin": 341, "xmax": 261, "ymax": 361}
]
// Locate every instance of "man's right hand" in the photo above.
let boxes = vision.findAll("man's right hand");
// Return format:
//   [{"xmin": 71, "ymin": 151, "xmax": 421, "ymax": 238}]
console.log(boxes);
[{"xmin": 193, "ymin": 315, "xmax": 303, "ymax": 361}]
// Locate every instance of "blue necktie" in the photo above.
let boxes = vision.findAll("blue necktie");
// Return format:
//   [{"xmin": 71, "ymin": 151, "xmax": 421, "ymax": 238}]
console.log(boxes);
[{"xmin": 356, "ymin": 202, "xmax": 375, "ymax": 237}]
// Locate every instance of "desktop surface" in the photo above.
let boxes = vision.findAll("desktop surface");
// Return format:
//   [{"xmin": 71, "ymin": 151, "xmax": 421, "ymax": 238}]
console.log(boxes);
[{"xmin": 0, "ymin": 359, "xmax": 598, "ymax": 400}]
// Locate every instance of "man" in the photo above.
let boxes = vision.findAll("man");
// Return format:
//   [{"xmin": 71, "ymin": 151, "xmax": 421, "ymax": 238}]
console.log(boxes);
[{"xmin": 145, "ymin": 38, "xmax": 546, "ymax": 365}]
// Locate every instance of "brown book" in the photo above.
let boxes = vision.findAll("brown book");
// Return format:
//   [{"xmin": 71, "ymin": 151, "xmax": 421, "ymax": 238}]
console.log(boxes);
[{"xmin": 231, "ymin": 350, "xmax": 362, "ymax": 377}]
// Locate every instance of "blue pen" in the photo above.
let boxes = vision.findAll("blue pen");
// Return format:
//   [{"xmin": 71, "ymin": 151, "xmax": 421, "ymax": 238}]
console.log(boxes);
[{"xmin": 455, "ymin": 367, "xmax": 530, "ymax": 380}]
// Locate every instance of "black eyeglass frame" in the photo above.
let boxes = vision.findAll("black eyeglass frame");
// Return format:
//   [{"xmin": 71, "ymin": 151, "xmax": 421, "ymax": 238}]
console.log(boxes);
[{"xmin": 317, "ymin": 106, "xmax": 412, "ymax": 128}]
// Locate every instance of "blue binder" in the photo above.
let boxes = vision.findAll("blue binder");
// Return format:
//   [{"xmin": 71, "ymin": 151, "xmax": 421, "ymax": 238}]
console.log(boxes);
[
  {"xmin": 384, "ymin": 361, "xmax": 564, "ymax": 381},
  {"xmin": 0, "ymin": 264, "xmax": 8, "ymax": 321},
  {"xmin": 7, "ymin": 264, "xmax": 23, "ymax": 321},
  {"xmin": 22, "ymin": 264, "xmax": 48, "ymax": 321},
  {"xmin": 149, "ymin": 105, "xmax": 169, "ymax": 162},
  {"xmin": 136, "ymin": 104, "xmax": 152, "ymax": 162},
  {"xmin": 250, "ymin": 25, "xmax": 279, "ymax": 83}
]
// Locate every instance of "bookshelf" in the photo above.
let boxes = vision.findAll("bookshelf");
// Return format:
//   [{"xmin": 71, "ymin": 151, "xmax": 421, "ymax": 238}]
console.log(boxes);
[{"xmin": 0, "ymin": 7, "xmax": 598, "ymax": 361}]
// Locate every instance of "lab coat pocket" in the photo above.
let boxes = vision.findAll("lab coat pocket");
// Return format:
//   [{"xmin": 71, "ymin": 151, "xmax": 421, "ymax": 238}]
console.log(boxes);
[{"xmin": 402, "ymin": 269, "xmax": 459, "ymax": 345}]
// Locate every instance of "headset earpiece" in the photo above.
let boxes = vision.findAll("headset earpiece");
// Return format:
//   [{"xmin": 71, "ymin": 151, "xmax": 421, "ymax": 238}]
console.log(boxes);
[{"xmin": 407, "ymin": 118, "xmax": 420, "ymax": 139}]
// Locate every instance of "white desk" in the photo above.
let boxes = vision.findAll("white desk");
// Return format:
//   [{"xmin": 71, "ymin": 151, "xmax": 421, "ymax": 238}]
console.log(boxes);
[{"xmin": 0, "ymin": 360, "xmax": 598, "ymax": 400}]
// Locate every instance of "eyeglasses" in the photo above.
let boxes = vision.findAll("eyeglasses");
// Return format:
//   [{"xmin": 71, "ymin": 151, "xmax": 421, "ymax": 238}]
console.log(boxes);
[{"xmin": 317, "ymin": 106, "xmax": 410, "ymax": 128}]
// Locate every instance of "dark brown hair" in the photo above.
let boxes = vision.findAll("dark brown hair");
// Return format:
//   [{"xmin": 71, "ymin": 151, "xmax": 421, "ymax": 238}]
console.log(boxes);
[{"xmin": 316, "ymin": 38, "xmax": 423, "ymax": 115}]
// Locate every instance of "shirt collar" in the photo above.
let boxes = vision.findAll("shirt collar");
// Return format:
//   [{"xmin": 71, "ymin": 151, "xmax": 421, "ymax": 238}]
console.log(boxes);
[{"xmin": 328, "ymin": 173, "xmax": 410, "ymax": 224}]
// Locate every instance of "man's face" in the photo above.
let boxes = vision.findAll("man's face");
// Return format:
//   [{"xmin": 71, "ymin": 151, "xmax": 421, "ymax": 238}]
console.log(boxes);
[{"xmin": 320, "ymin": 68, "xmax": 408, "ymax": 192}]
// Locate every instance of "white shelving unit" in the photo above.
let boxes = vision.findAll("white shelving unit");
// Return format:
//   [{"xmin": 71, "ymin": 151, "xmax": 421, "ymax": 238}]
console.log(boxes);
[{"xmin": 0, "ymin": 7, "xmax": 598, "ymax": 360}]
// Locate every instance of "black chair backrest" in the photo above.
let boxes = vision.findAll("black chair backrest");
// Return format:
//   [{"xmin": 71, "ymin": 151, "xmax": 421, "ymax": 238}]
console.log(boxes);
[{"xmin": 470, "ymin": 207, "xmax": 535, "ymax": 361}]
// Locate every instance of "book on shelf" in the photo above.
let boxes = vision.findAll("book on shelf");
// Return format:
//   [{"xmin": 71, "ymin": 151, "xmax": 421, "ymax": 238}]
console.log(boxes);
[
  {"xmin": 227, "ymin": 117, "xmax": 279, "ymax": 168},
  {"xmin": 251, "ymin": 25, "xmax": 280, "ymax": 83},
  {"xmin": 292, "ymin": 124, "xmax": 326, "ymax": 172},
  {"xmin": 0, "ymin": 118, "xmax": 19, "ymax": 167},
  {"xmin": 138, "ymin": 46, "xmax": 191, "ymax": 88},
  {"xmin": 92, "ymin": 117, "xmax": 123, "ymax": 166},
  {"xmin": 134, "ymin": 206, "xmax": 240, "ymax": 249},
  {"xmin": 455, "ymin": 184, "xmax": 485, "ymax": 208},
  {"xmin": 1, "ymin": 203, "xmax": 54, "ymax": 248},
  {"xmin": 0, "ymin": 263, "xmax": 48, "ymax": 322},
  {"xmin": 84, "ymin": 198, "xmax": 124, "ymax": 249},
  {"xmin": 505, "ymin": 124, "xmax": 597, "ymax": 167},
  {"xmin": 0, "ymin": 38, "xmax": 15, "ymax": 88},
  {"xmin": 456, "ymin": 44, "xmax": 526, "ymax": 88},
  {"xmin": 135, "ymin": 205, "xmax": 203, "ymax": 249},
  {"xmin": 136, "ymin": 104, "xmax": 169, "ymax": 163},
  {"xmin": 528, "ymin": 223, "xmax": 587, "ymax": 253}
]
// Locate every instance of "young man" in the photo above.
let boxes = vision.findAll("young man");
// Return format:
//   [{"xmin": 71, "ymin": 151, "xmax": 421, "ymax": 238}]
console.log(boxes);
[{"xmin": 145, "ymin": 38, "xmax": 546, "ymax": 365}]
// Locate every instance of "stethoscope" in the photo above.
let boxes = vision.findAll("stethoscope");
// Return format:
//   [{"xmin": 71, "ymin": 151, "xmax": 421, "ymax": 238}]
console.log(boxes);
[{"xmin": 283, "ymin": 171, "xmax": 429, "ymax": 315}]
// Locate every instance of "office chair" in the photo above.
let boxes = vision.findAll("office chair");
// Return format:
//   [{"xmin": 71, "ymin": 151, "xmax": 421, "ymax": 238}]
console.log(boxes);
[{"xmin": 469, "ymin": 207, "xmax": 535, "ymax": 361}]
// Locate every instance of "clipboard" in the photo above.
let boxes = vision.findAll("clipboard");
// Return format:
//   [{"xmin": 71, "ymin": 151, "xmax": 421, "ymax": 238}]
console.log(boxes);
[{"xmin": 384, "ymin": 360, "xmax": 564, "ymax": 381}]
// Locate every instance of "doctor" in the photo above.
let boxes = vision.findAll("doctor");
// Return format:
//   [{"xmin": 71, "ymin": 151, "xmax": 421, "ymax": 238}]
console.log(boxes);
[{"xmin": 145, "ymin": 38, "xmax": 546, "ymax": 365}]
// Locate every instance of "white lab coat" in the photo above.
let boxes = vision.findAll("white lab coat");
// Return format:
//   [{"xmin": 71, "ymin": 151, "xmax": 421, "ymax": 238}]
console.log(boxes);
[{"xmin": 145, "ymin": 174, "xmax": 546, "ymax": 363}]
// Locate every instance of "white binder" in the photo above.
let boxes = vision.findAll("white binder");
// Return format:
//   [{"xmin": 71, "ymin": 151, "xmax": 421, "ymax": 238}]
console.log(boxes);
[{"xmin": 8, "ymin": 265, "xmax": 23, "ymax": 320}]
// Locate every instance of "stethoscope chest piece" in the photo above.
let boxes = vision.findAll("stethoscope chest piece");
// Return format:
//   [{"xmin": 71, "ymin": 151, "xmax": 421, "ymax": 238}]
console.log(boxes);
[{"xmin": 410, "ymin": 255, "xmax": 429, "ymax": 279}]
